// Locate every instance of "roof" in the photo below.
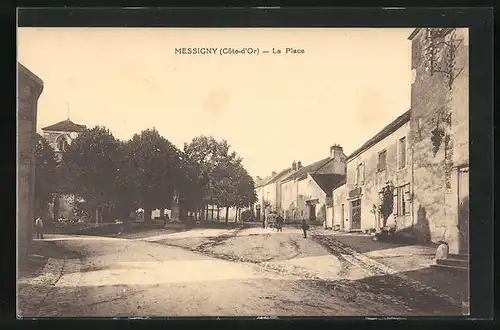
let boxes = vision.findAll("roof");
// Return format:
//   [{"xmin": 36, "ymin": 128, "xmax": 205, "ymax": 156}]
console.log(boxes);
[
  {"xmin": 255, "ymin": 168, "xmax": 292, "ymax": 188},
  {"xmin": 311, "ymin": 174, "xmax": 346, "ymax": 197},
  {"xmin": 283, "ymin": 157, "xmax": 333, "ymax": 182},
  {"xmin": 42, "ymin": 119, "xmax": 87, "ymax": 133},
  {"xmin": 346, "ymin": 110, "xmax": 411, "ymax": 161},
  {"xmin": 18, "ymin": 62, "xmax": 44, "ymax": 88},
  {"xmin": 408, "ymin": 28, "xmax": 421, "ymax": 40},
  {"xmin": 267, "ymin": 168, "xmax": 294, "ymax": 185}
]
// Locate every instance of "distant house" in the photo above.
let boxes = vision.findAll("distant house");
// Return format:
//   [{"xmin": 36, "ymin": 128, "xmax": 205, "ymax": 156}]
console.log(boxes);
[
  {"xmin": 254, "ymin": 167, "xmax": 296, "ymax": 220},
  {"xmin": 332, "ymin": 111, "xmax": 411, "ymax": 232},
  {"xmin": 280, "ymin": 145, "xmax": 346, "ymax": 222},
  {"xmin": 41, "ymin": 119, "xmax": 86, "ymax": 162}
]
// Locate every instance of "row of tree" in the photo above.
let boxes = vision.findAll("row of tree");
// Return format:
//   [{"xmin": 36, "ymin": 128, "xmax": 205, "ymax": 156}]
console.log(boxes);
[{"xmin": 34, "ymin": 127, "xmax": 258, "ymax": 224}]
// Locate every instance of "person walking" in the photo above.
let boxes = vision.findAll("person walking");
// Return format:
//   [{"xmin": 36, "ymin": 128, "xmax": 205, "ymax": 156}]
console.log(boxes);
[
  {"xmin": 276, "ymin": 214, "xmax": 284, "ymax": 232},
  {"xmin": 301, "ymin": 219, "xmax": 309, "ymax": 238},
  {"xmin": 35, "ymin": 216, "xmax": 44, "ymax": 239}
]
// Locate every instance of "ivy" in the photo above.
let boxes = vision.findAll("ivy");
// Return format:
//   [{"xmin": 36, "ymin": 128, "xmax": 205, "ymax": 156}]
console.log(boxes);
[{"xmin": 379, "ymin": 181, "xmax": 395, "ymax": 227}]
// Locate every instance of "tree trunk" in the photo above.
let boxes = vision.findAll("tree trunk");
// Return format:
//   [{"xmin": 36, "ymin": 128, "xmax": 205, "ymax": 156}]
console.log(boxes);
[
  {"xmin": 53, "ymin": 195, "xmax": 60, "ymax": 222},
  {"xmin": 235, "ymin": 208, "xmax": 239, "ymax": 222},
  {"xmin": 225, "ymin": 207, "xmax": 229, "ymax": 223},
  {"xmin": 217, "ymin": 207, "xmax": 220, "ymax": 222},
  {"xmin": 211, "ymin": 206, "xmax": 214, "ymax": 222},
  {"xmin": 144, "ymin": 208, "xmax": 152, "ymax": 223},
  {"xmin": 160, "ymin": 208, "xmax": 165, "ymax": 219},
  {"xmin": 205, "ymin": 206, "xmax": 209, "ymax": 222}
]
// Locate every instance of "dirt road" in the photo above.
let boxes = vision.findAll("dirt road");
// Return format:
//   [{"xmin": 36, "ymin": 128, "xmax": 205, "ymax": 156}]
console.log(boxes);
[{"xmin": 17, "ymin": 227, "xmax": 463, "ymax": 317}]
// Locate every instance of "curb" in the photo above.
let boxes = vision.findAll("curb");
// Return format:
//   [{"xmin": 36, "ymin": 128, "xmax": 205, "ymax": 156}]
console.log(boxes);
[{"xmin": 311, "ymin": 231, "xmax": 462, "ymax": 307}]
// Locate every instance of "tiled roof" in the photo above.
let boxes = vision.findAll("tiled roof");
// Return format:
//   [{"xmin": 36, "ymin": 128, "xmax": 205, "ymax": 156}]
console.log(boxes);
[
  {"xmin": 311, "ymin": 174, "xmax": 346, "ymax": 197},
  {"xmin": 347, "ymin": 110, "xmax": 411, "ymax": 161},
  {"xmin": 267, "ymin": 168, "xmax": 294, "ymax": 184},
  {"xmin": 42, "ymin": 119, "xmax": 87, "ymax": 133},
  {"xmin": 283, "ymin": 157, "xmax": 333, "ymax": 182}
]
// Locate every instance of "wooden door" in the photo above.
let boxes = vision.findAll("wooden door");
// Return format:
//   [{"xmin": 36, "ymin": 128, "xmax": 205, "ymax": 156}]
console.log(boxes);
[
  {"xmin": 351, "ymin": 199, "xmax": 361, "ymax": 230},
  {"xmin": 458, "ymin": 167, "xmax": 469, "ymax": 255}
]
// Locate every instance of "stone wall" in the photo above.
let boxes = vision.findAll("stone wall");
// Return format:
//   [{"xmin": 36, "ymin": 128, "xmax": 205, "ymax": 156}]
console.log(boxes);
[
  {"xmin": 18, "ymin": 63, "xmax": 43, "ymax": 262},
  {"xmin": 348, "ymin": 122, "xmax": 411, "ymax": 232},
  {"xmin": 409, "ymin": 28, "xmax": 469, "ymax": 252}
]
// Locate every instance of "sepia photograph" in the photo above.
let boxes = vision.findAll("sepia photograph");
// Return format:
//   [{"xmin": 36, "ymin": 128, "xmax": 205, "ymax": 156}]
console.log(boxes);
[{"xmin": 17, "ymin": 23, "xmax": 471, "ymax": 317}]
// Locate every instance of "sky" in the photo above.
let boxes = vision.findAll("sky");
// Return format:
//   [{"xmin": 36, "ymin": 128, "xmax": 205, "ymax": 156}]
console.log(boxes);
[{"xmin": 18, "ymin": 27, "xmax": 413, "ymax": 179}]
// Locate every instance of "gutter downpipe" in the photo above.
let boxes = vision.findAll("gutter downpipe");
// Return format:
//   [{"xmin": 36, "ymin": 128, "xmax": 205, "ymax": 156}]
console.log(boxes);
[{"xmin": 411, "ymin": 144, "xmax": 415, "ymax": 237}]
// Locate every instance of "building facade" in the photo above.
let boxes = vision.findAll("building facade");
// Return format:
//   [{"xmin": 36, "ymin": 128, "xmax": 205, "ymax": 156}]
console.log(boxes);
[
  {"xmin": 408, "ymin": 28, "xmax": 469, "ymax": 255},
  {"xmin": 18, "ymin": 63, "xmax": 43, "ymax": 262},
  {"xmin": 332, "ymin": 111, "xmax": 411, "ymax": 232},
  {"xmin": 281, "ymin": 145, "xmax": 346, "ymax": 222},
  {"xmin": 332, "ymin": 28, "xmax": 469, "ymax": 255}
]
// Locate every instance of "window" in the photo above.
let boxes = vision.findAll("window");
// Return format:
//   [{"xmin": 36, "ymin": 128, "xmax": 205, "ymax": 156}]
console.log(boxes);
[
  {"xmin": 378, "ymin": 150, "xmax": 387, "ymax": 172},
  {"xmin": 355, "ymin": 163, "xmax": 365, "ymax": 185},
  {"xmin": 397, "ymin": 184, "xmax": 411, "ymax": 216},
  {"xmin": 399, "ymin": 137, "xmax": 407, "ymax": 169},
  {"xmin": 56, "ymin": 135, "xmax": 68, "ymax": 152}
]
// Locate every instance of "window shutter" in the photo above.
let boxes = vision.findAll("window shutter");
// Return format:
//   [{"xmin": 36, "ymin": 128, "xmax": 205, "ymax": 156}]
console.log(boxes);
[
  {"xmin": 393, "ymin": 188, "xmax": 399, "ymax": 216},
  {"xmin": 361, "ymin": 162, "xmax": 365, "ymax": 184}
]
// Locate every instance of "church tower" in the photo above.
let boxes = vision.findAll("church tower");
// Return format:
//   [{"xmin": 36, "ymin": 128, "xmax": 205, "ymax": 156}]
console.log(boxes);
[{"xmin": 41, "ymin": 118, "xmax": 86, "ymax": 161}]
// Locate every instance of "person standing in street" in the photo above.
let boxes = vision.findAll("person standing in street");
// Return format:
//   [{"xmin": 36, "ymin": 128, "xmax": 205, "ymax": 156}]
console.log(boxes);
[
  {"xmin": 35, "ymin": 216, "xmax": 44, "ymax": 239},
  {"xmin": 301, "ymin": 219, "xmax": 309, "ymax": 238}
]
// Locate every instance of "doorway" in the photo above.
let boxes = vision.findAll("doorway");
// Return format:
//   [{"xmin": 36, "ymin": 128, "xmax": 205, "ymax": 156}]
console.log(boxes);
[
  {"xmin": 458, "ymin": 167, "xmax": 469, "ymax": 255},
  {"xmin": 308, "ymin": 204, "xmax": 316, "ymax": 221},
  {"xmin": 351, "ymin": 199, "xmax": 361, "ymax": 230}
]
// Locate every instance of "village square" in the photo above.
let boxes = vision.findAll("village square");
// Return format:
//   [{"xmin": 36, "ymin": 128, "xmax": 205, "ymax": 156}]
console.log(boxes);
[{"xmin": 17, "ymin": 27, "xmax": 469, "ymax": 317}]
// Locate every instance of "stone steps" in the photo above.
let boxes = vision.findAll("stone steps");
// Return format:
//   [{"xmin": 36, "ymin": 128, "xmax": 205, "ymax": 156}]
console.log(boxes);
[{"xmin": 432, "ymin": 254, "xmax": 469, "ymax": 275}]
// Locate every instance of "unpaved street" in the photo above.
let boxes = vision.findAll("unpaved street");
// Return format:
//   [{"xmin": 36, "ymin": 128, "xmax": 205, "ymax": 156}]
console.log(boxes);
[{"xmin": 18, "ymin": 227, "xmax": 463, "ymax": 317}]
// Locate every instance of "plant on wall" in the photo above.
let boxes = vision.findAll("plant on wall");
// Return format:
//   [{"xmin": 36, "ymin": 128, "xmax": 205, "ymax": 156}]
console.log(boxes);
[
  {"xmin": 371, "ymin": 204, "xmax": 380, "ymax": 228},
  {"xmin": 423, "ymin": 28, "xmax": 464, "ymax": 90},
  {"xmin": 378, "ymin": 181, "xmax": 395, "ymax": 228},
  {"xmin": 431, "ymin": 105, "xmax": 454, "ymax": 189}
]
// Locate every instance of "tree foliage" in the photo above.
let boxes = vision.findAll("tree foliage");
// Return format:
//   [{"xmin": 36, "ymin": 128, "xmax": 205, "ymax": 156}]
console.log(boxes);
[
  {"xmin": 34, "ymin": 134, "xmax": 58, "ymax": 216},
  {"xmin": 120, "ymin": 128, "xmax": 183, "ymax": 221},
  {"xmin": 60, "ymin": 126, "xmax": 121, "ymax": 211}
]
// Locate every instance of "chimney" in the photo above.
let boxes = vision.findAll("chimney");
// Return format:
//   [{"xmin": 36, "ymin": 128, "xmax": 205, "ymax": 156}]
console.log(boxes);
[
  {"xmin": 256, "ymin": 176, "xmax": 261, "ymax": 182},
  {"xmin": 330, "ymin": 144, "xmax": 344, "ymax": 159},
  {"xmin": 292, "ymin": 160, "xmax": 297, "ymax": 171},
  {"xmin": 272, "ymin": 171, "xmax": 277, "ymax": 176},
  {"xmin": 297, "ymin": 161, "xmax": 303, "ymax": 169}
]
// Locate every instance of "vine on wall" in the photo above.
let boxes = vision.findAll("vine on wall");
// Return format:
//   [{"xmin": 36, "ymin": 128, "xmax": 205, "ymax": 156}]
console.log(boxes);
[
  {"xmin": 424, "ymin": 28, "xmax": 463, "ymax": 189},
  {"xmin": 423, "ymin": 28, "xmax": 464, "ymax": 90}
]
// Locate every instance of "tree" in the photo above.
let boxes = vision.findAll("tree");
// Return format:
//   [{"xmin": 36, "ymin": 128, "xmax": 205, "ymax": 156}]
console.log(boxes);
[
  {"xmin": 231, "ymin": 162, "xmax": 258, "ymax": 222},
  {"xmin": 122, "ymin": 128, "xmax": 183, "ymax": 222},
  {"xmin": 60, "ymin": 126, "xmax": 122, "ymax": 223},
  {"xmin": 34, "ymin": 134, "xmax": 58, "ymax": 220},
  {"xmin": 379, "ymin": 181, "xmax": 395, "ymax": 227},
  {"xmin": 184, "ymin": 136, "xmax": 237, "ymax": 221}
]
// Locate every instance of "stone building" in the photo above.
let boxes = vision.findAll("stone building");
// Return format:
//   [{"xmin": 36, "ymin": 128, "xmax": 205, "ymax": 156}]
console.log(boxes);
[
  {"xmin": 280, "ymin": 145, "xmax": 346, "ymax": 222},
  {"xmin": 331, "ymin": 28, "xmax": 469, "ymax": 256},
  {"xmin": 332, "ymin": 111, "xmax": 411, "ymax": 232},
  {"xmin": 18, "ymin": 63, "xmax": 43, "ymax": 261},
  {"xmin": 254, "ymin": 167, "xmax": 295, "ymax": 220},
  {"xmin": 41, "ymin": 119, "xmax": 86, "ymax": 162},
  {"xmin": 41, "ymin": 118, "xmax": 86, "ymax": 222},
  {"xmin": 408, "ymin": 28, "xmax": 469, "ymax": 255}
]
